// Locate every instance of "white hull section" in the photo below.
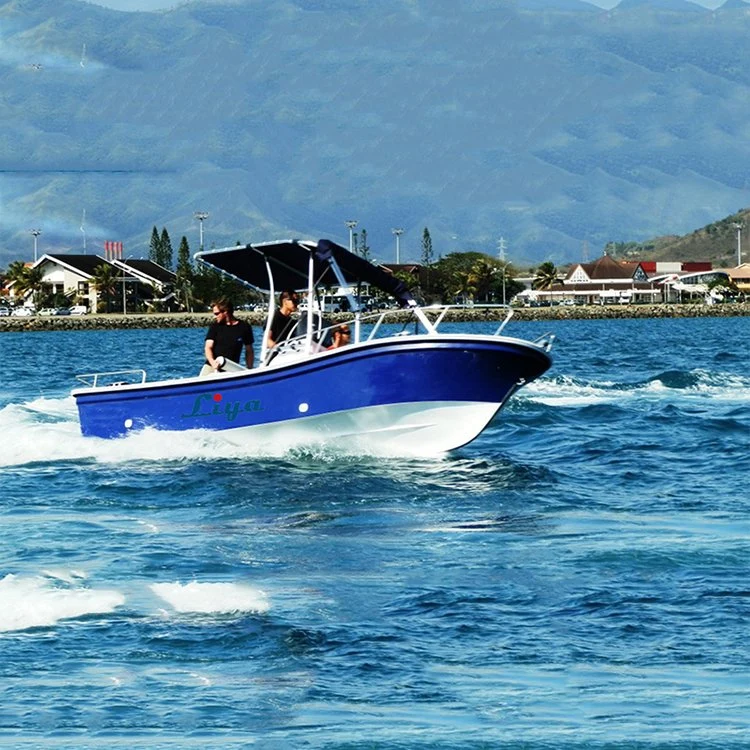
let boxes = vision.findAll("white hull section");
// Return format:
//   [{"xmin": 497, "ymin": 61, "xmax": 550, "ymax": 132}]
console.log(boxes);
[{"xmin": 216, "ymin": 400, "xmax": 503, "ymax": 455}]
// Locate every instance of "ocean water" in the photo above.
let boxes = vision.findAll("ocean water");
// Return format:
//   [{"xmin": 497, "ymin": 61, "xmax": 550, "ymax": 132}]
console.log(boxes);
[{"xmin": 1, "ymin": 317, "xmax": 749, "ymax": 749}]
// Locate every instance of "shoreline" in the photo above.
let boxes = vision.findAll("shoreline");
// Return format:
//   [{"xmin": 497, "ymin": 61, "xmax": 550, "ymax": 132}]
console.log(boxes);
[{"xmin": 1, "ymin": 303, "xmax": 749, "ymax": 332}]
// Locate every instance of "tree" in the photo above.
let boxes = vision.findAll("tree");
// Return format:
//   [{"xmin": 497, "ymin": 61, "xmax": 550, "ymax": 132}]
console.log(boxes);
[
  {"xmin": 428, "ymin": 251, "xmax": 524, "ymax": 304},
  {"xmin": 390, "ymin": 268, "xmax": 419, "ymax": 292},
  {"xmin": 420, "ymin": 228, "xmax": 435, "ymax": 300},
  {"xmin": 13, "ymin": 265, "xmax": 46, "ymax": 308},
  {"xmin": 468, "ymin": 259, "xmax": 498, "ymax": 302},
  {"xmin": 359, "ymin": 229, "xmax": 371, "ymax": 261},
  {"xmin": 92, "ymin": 263, "xmax": 121, "ymax": 313},
  {"xmin": 176, "ymin": 236, "xmax": 192, "ymax": 277},
  {"xmin": 159, "ymin": 227, "xmax": 173, "ymax": 269},
  {"xmin": 176, "ymin": 235, "xmax": 194, "ymax": 311},
  {"xmin": 420, "ymin": 227, "xmax": 433, "ymax": 266},
  {"xmin": 533, "ymin": 261, "xmax": 558, "ymax": 291},
  {"xmin": 149, "ymin": 226, "xmax": 161, "ymax": 264},
  {"xmin": 5, "ymin": 261, "xmax": 28, "ymax": 302}
]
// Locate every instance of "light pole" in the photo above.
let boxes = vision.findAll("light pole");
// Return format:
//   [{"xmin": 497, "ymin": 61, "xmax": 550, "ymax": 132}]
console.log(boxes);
[
  {"xmin": 497, "ymin": 238, "xmax": 508, "ymax": 305},
  {"xmin": 30, "ymin": 229, "xmax": 41, "ymax": 262},
  {"xmin": 392, "ymin": 228, "xmax": 404, "ymax": 264},
  {"xmin": 345, "ymin": 220, "xmax": 358, "ymax": 254},
  {"xmin": 734, "ymin": 222, "xmax": 743, "ymax": 266},
  {"xmin": 194, "ymin": 212, "xmax": 209, "ymax": 251}
]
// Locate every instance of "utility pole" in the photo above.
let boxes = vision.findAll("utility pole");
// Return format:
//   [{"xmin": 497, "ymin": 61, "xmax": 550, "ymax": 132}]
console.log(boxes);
[
  {"xmin": 392, "ymin": 228, "xmax": 404, "ymax": 264},
  {"xmin": 734, "ymin": 222, "xmax": 743, "ymax": 266},
  {"xmin": 30, "ymin": 229, "xmax": 41, "ymax": 262},
  {"xmin": 194, "ymin": 212, "xmax": 209, "ymax": 251},
  {"xmin": 345, "ymin": 220, "xmax": 358, "ymax": 253}
]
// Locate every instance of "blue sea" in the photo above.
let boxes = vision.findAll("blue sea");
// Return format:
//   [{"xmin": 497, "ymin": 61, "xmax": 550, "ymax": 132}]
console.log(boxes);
[{"xmin": 1, "ymin": 317, "xmax": 749, "ymax": 749}]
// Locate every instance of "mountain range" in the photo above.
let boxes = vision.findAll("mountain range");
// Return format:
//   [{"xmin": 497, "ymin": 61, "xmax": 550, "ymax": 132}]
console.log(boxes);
[{"xmin": 2, "ymin": 0, "xmax": 750, "ymax": 268}]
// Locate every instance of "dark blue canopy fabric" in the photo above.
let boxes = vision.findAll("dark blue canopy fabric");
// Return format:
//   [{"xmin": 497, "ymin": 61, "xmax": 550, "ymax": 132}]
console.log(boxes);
[{"xmin": 196, "ymin": 239, "xmax": 414, "ymax": 307}]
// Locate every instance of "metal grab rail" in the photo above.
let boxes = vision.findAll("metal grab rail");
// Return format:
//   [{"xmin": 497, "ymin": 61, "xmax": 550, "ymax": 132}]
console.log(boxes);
[
  {"xmin": 75, "ymin": 369, "xmax": 147, "ymax": 388},
  {"xmin": 260, "ymin": 304, "xmax": 536, "ymax": 367},
  {"xmin": 533, "ymin": 333, "xmax": 556, "ymax": 352},
  {"xmin": 493, "ymin": 308, "xmax": 514, "ymax": 336}
]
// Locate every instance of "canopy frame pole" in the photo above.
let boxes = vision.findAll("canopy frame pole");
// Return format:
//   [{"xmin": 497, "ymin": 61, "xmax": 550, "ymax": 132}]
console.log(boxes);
[{"xmin": 260, "ymin": 253, "xmax": 276, "ymax": 364}]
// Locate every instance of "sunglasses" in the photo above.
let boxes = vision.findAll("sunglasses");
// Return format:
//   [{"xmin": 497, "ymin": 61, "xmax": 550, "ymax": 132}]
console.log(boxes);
[{"xmin": 339, "ymin": 329, "xmax": 350, "ymax": 335}]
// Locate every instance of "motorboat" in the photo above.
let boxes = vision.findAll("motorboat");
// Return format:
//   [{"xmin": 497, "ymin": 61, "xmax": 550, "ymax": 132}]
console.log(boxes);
[{"xmin": 72, "ymin": 238, "xmax": 554, "ymax": 453}]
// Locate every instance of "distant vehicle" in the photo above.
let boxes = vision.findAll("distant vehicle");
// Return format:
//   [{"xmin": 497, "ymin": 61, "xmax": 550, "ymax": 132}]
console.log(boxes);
[
  {"xmin": 69, "ymin": 305, "xmax": 88, "ymax": 315},
  {"xmin": 38, "ymin": 308, "xmax": 56, "ymax": 316},
  {"xmin": 11, "ymin": 307, "xmax": 34, "ymax": 317},
  {"xmin": 54, "ymin": 307, "xmax": 71, "ymax": 316},
  {"xmin": 299, "ymin": 295, "xmax": 350, "ymax": 313},
  {"xmin": 0, "ymin": 307, "xmax": 10, "ymax": 317},
  {"xmin": 323, "ymin": 295, "xmax": 349, "ymax": 313},
  {"xmin": 356, "ymin": 296, "xmax": 378, "ymax": 312}
]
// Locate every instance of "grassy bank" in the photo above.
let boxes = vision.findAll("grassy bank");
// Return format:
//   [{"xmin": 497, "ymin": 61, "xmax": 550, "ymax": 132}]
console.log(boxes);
[{"xmin": 1, "ymin": 303, "xmax": 749, "ymax": 333}]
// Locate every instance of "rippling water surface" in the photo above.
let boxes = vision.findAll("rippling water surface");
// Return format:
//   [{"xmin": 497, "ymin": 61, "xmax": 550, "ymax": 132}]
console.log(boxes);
[{"xmin": 2, "ymin": 317, "xmax": 749, "ymax": 748}]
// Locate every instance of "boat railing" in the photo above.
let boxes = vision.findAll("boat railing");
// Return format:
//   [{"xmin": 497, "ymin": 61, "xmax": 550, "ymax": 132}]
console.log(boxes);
[
  {"xmin": 533, "ymin": 333, "xmax": 556, "ymax": 352},
  {"xmin": 356, "ymin": 303, "xmax": 517, "ymax": 339},
  {"xmin": 75, "ymin": 369, "xmax": 147, "ymax": 389},
  {"xmin": 264, "ymin": 304, "xmax": 537, "ymax": 366}
]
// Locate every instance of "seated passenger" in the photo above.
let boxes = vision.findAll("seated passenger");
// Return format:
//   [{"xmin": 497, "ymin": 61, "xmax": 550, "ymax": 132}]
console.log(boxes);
[{"xmin": 327, "ymin": 324, "xmax": 351, "ymax": 350}]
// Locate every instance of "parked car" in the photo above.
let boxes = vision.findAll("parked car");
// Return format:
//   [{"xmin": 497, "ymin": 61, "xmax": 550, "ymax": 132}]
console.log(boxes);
[
  {"xmin": 0, "ymin": 307, "xmax": 10, "ymax": 317},
  {"xmin": 11, "ymin": 307, "xmax": 35, "ymax": 317},
  {"xmin": 69, "ymin": 305, "xmax": 88, "ymax": 315},
  {"xmin": 38, "ymin": 308, "xmax": 56, "ymax": 316},
  {"xmin": 54, "ymin": 307, "xmax": 71, "ymax": 316}
]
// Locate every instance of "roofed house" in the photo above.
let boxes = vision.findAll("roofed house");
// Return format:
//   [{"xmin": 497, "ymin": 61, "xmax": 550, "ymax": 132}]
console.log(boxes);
[
  {"xmin": 524, "ymin": 254, "xmax": 660, "ymax": 305},
  {"xmin": 724, "ymin": 263, "xmax": 750, "ymax": 294},
  {"xmin": 13, "ymin": 254, "xmax": 117, "ymax": 310},
  {"xmin": 10, "ymin": 254, "xmax": 177, "ymax": 311},
  {"xmin": 112, "ymin": 258, "xmax": 177, "ymax": 309}
]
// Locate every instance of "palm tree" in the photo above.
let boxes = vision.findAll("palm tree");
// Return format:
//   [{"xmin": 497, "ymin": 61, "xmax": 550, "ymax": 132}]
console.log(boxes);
[
  {"xmin": 13, "ymin": 266, "xmax": 46, "ymax": 308},
  {"xmin": 468, "ymin": 259, "xmax": 498, "ymax": 302},
  {"xmin": 5, "ymin": 261, "xmax": 28, "ymax": 302},
  {"xmin": 92, "ymin": 263, "xmax": 121, "ymax": 313},
  {"xmin": 448, "ymin": 269, "xmax": 475, "ymax": 304},
  {"xmin": 533, "ymin": 261, "xmax": 558, "ymax": 291}
]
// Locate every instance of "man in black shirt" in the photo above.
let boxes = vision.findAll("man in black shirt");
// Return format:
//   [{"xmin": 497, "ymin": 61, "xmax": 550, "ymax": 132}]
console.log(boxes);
[
  {"xmin": 266, "ymin": 290, "xmax": 299, "ymax": 350},
  {"xmin": 202, "ymin": 299, "xmax": 254, "ymax": 375}
]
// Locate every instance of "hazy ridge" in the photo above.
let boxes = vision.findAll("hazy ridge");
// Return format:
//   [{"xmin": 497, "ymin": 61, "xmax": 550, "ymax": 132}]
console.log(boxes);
[{"xmin": 2, "ymin": 0, "xmax": 750, "ymax": 266}]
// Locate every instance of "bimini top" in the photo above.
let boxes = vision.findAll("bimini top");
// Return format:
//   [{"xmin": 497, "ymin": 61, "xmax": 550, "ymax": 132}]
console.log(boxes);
[{"xmin": 195, "ymin": 238, "xmax": 414, "ymax": 308}]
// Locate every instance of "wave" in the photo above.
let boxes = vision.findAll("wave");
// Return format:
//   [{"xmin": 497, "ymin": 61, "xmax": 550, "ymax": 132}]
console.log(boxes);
[
  {"xmin": 0, "ymin": 572, "xmax": 124, "ymax": 633},
  {"xmin": 150, "ymin": 581, "xmax": 270, "ymax": 615},
  {"xmin": 525, "ymin": 368, "xmax": 750, "ymax": 408},
  {"xmin": 0, "ymin": 572, "xmax": 270, "ymax": 634}
]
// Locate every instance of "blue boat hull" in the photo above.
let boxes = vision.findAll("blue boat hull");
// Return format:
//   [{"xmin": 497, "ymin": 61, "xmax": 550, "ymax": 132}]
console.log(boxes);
[{"xmin": 73, "ymin": 336, "xmax": 551, "ymax": 452}]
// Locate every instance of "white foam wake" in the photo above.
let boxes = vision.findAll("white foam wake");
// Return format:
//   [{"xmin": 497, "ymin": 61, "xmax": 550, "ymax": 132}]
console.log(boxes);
[
  {"xmin": 0, "ymin": 573, "xmax": 125, "ymax": 633},
  {"xmin": 150, "ymin": 581, "xmax": 270, "ymax": 615},
  {"xmin": 525, "ymin": 370, "xmax": 750, "ymax": 408},
  {"xmin": 0, "ymin": 395, "xmax": 449, "ymax": 466},
  {"xmin": 0, "ymin": 396, "xmax": 303, "ymax": 466}
]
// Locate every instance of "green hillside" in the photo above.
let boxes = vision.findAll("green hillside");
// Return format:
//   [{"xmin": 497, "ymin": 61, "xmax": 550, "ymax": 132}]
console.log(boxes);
[{"xmin": 604, "ymin": 206, "xmax": 750, "ymax": 267}]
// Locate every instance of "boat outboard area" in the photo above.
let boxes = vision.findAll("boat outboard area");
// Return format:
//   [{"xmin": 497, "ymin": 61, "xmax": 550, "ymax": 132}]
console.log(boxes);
[{"xmin": 72, "ymin": 238, "xmax": 554, "ymax": 453}]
